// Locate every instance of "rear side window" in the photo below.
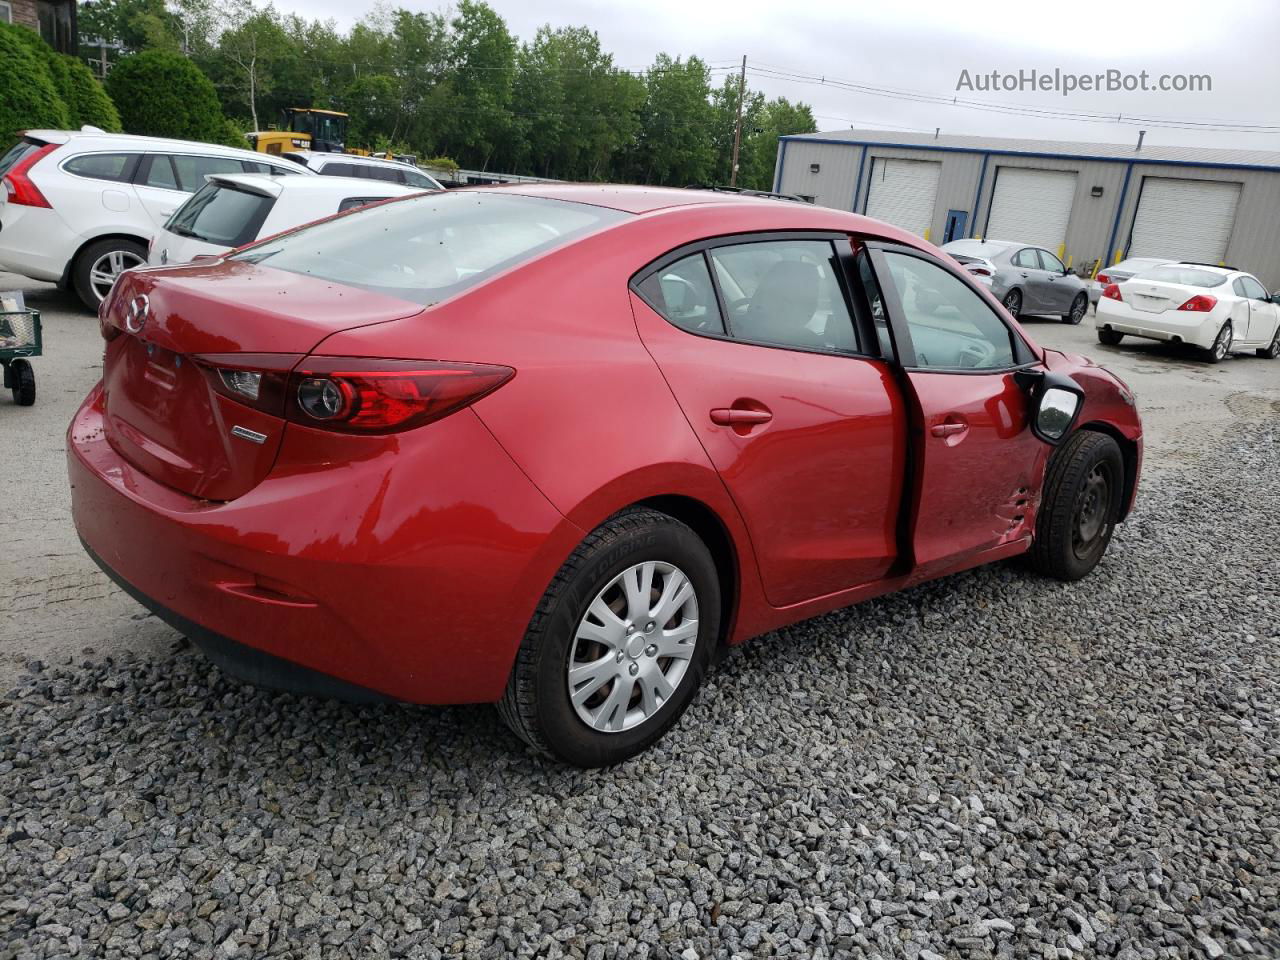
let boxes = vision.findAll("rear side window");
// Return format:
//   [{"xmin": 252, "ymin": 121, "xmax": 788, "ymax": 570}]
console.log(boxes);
[
  {"xmin": 360, "ymin": 165, "xmax": 405, "ymax": 184},
  {"xmin": 243, "ymin": 160, "xmax": 302, "ymax": 176},
  {"xmin": 318, "ymin": 162, "xmax": 358, "ymax": 178},
  {"xmin": 171, "ymin": 154, "xmax": 245, "ymax": 192},
  {"xmin": 63, "ymin": 153, "xmax": 136, "ymax": 183},
  {"xmin": 1012, "ymin": 248, "xmax": 1039, "ymax": 269},
  {"xmin": 143, "ymin": 155, "xmax": 179, "ymax": 190},
  {"xmin": 403, "ymin": 169, "xmax": 440, "ymax": 190},
  {"xmin": 710, "ymin": 239, "xmax": 857, "ymax": 352},
  {"xmin": 1138, "ymin": 265, "xmax": 1227, "ymax": 288},
  {"xmin": 233, "ymin": 192, "xmax": 628, "ymax": 306},
  {"xmin": 165, "ymin": 183, "xmax": 275, "ymax": 247},
  {"xmin": 337, "ymin": 196, "xmax": 394, "ymax": 213},
  {"xmin": 636, "ymin": 253, "xmax": 723, "ymax": 335}
]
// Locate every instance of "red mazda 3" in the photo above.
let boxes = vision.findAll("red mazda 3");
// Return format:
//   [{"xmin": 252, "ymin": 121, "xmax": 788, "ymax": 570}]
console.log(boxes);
[{"xmin": 69, "ymin": 185, "xmax": 1142, "ymax": 766}]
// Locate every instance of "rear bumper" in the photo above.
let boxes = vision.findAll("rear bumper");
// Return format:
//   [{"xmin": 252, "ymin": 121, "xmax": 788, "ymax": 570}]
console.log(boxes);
[
  {"xmin": 0, "ymin": 204, "xmax": 75, "ymax": 282},
  {"xmin": 68, "ymin": 383, "xmax": 584, "ymax": 704},
  {"xmin": 1095, "ymin": 300, "xmax": 1222, "ymax": 349}
]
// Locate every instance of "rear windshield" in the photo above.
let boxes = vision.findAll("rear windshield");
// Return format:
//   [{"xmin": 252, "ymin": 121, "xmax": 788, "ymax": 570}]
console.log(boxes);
[
  {"xmin": 233, "ymin": 192, "xmax": 628, "ymax": 305},
  {"xmin": 1136, "ymin": 265, "xmax": 1227, "ymax": 288},
  {"xmin": 166, "ymin": 183, "xmax": 275, "ymax": 247},
  {"xmin": 944, "ymin": 240, "xmax": 1002, "ymax": 257},
  {"xmin": 0, "ymin": 139, "xmax": 42, "ymax": 177}
]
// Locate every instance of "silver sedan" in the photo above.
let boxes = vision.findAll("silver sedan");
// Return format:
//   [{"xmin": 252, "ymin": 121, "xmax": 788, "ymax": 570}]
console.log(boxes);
[{"xmin": 941, "ymin": 239, "xmax": 1090, "ymax": 324}]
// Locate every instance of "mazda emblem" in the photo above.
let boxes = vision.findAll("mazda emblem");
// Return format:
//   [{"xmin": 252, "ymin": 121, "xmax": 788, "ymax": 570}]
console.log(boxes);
[{"xmin": 125, "ymin": 294, "xmax": 150, "ymax": 334}]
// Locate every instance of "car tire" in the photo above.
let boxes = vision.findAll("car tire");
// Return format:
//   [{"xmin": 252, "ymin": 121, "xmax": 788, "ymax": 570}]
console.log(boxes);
[
  {"xmin": 1063, "ymin": 293, "xmax": 1088, "ymax": 325},
  {"xmin": 72, "ymin": 238, "xmax": 147, "ymax": 311},
  {"xmin": 8, "ymin": 359, "xmax": 35, "ymax": 406},
  {"xmin": 497, "ymin": 507, "xmax": 720, "ymax": 767},
  {"xmin": 1027, "ymin": 430, "xmax": 1124, "ymax": 582},
  {"xmin": 1202, "ymin": 321, "xmax": 1232, "ymax": 364},
  {"xmin": 1257, "ymin": 326, "xmax": 1280, "ymax": 359},
  {"xmin": 1002, "ymin": 289, "xmax": 1022, "ymax": 317},
  {"xmin": 1096, "ymin": 327, "xmax": 1124, "ymax": 346}
]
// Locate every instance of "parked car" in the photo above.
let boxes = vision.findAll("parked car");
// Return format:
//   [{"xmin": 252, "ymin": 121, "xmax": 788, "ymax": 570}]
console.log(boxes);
[
  {"xmin": 1095, "ymin": 262, "xmax": 1280, "ymax": 362},
  {"xmin": 0, "ymin": 129, "xmax": 308, "ymax": 309},
  {"xmin": 941, "ymin": 238, "xmax": 1090, "ymax": 324},
  {"xmin": 1089, "ymin": 256, "xmax": 1173, "ymax": 304},
  {"xmin": 147, "ymin": 174, "xmax": 421, "ymax": 267},
  {"xmin": 282, "ymin": 150, "xmax": 444, "ymax": 190},
  {"xmin": 71, "ymin": 186, "xmax": 1143, "ymax": 767}
]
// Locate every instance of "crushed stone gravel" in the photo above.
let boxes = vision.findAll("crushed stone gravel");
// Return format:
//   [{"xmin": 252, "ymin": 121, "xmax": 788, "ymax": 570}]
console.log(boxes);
[{"xmin": 1, "ymin": 419, "xmax": 1277, "ymax": 959}]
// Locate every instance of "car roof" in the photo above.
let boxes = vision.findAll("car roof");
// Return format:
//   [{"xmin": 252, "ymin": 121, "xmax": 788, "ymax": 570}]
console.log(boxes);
[
  {"xmin": 461, "ymin": 183, "xmax": 815, "ymax": 215},
  {"xmin": 21, "ymin": 128, "xmax": 293, "ymax": 163},
  {"xmin": 286, "ymin": 150, "xmax": 418, "ymax": 169},
  {"xmin": 206, "ymin": 172, "xmax": 420, "ymax": 198},
  {"xmin": 1167, "ymin": 262, "xmax": 1235, "ymax": 274}
]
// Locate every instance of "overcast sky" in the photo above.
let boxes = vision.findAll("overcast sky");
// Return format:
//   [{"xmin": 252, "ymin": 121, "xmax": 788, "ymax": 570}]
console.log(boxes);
[{"xmin": 270, "ymin": 0, "xmax": 1280, "ymax": 152}]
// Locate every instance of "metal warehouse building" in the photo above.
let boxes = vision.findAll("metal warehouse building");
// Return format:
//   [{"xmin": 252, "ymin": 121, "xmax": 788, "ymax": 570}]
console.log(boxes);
[{"xmin": 774, "ymin": 129, "xmax": 1280, "ymax": 287}]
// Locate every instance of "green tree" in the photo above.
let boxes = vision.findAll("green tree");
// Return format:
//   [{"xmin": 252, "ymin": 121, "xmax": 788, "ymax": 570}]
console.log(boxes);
[
  {"xmin": 77, "ymin": 0, "xmax": 177, "ymax": 55},
  {"xmin": 634, "ymin": 55, "xmax": 715, "ymax": 186},
  {"xmin": 439, "ymin": 1, "xmax": 515, "ymax": 169},
  {"xmin": 59, "ymin": 57, "xmax": 123, "ymax": 131},
  {"xmin": 746, "ymin": 98, "xmax": 817, "ymax": 191},
  {"xmin": 107, "ymin": 49, "xmax": 226, "ymax": 142},
  {"xmin": 0, "ymin": 24, "xmax": 70, "ymax": 137}
]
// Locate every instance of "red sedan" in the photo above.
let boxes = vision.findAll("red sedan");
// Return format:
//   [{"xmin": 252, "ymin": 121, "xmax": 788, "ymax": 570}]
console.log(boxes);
[{"xmin": 69, "ymin": 185, "xmax": 1142, "ymax": 767}]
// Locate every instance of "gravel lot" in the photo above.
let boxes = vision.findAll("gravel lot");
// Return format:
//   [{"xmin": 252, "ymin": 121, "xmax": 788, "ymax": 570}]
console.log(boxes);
[{"xmin": 1, "ymin": 275, "xmax": 1278, "ymax": 958}]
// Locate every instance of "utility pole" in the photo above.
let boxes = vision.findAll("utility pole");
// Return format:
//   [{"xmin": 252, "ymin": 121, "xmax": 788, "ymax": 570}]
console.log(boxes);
[{"xmin": 730, "ymin": 55, "xmax": 746, "ymax": 188}]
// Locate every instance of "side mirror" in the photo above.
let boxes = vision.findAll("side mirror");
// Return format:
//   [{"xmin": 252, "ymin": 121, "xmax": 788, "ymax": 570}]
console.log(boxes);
[
  {"xmin": 1015, "ymin": 369, "xmax": 1084, "ymax": 445},
  {"xmin": 1271, "ymin": 292, "xmax": 1280, "ymax": 303},
  {"xmin": 1064, "ymin": 267, "xmax": 1075, "ymax": 276}
]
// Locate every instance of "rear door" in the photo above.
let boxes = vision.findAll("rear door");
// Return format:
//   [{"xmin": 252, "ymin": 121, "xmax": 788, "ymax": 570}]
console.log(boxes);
[
  {"xmin": 1010, "ymin": 247, "xmax": 1049, "ymax": 311},
  {"xmin": 632, "ymin": 234, "xmax": 907, "ymax": 607},
  {"xmin": 862, "ymin": 242, "xmax": 1046, "ymax": 578}
]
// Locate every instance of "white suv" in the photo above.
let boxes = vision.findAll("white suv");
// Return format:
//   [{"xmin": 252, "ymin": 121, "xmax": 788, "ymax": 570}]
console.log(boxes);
[
  {"xmin": 282, "ymin": 150, "xmax": 444, "ymax": 191},
  {"xmin": 0, "ymin": 128, "xmax": 309, "ymax": 308}
]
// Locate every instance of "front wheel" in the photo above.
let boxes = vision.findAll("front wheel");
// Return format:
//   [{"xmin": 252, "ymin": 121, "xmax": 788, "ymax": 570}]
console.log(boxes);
[
  {"xmin": 1097, "ymin": 327, "xmax": 1124, "ymax": 346},
  {"xmin": 497, "ymin": 508, "xmax": 720, "ymax": 767},
  {"xmin": 1063, "ymin": 293, "xmax": 1088, "ymax": 325},
  {"xmin": 1028, "ymin": 431, "xmax": 1124, "ymax": 581},
  {"xmin": 1002, "ymin": 289, "xmax": 1023, "ymax": 318},
  {"xmin": 1203, "ymin": 321, "xmax": 1232, "ymax": 363}
]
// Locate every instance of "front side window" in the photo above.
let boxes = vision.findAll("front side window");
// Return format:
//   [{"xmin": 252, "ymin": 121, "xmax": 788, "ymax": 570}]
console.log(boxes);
[
  {"xmin": 63, "ymin": 153, "xmax": 135, "ymax": 183},
  {"xmin": 1037, "ymin": 249, "xmax": 1066, "ymax": 273},
  {"xmin": 880, "ymin": 252, "xmax": 1017, "ymax": 370},
  {"xmin": 856, "ymin": 250, "xmax": 893, "ymax": 357},
  {"xmin": 233, "ymin": 192, "xmax": 628, "ymax": 306},
  {"xmin": 171, "ymin": 154, "xmax": 245, "ymax": 192},
  {"xmin": 635, "ymin": 253, "xmax": 723, "ymax": 335},
  {"xmin": 165, "ymin": 183, "xmax": 275, "ymax": 247},
  {"xmin": 709, "ymin": 239, "xmax": 857, "ymax": 352}
]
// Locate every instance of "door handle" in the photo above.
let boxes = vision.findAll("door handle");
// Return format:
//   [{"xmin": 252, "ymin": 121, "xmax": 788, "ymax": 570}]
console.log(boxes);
[
  {"xmin": 930, "ymin": 421, "xmax": 968, "ymax": 438},
  {"xmin": 1019, "ymin": 272, "xmax": 1029, "ymax": 278},
  {"xmin": 710, "ymin": 407, "xmax": 773, "ymax": 426}
]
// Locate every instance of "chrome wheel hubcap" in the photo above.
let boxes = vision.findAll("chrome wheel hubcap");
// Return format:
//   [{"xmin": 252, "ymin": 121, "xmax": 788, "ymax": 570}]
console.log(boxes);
[
  {"xmin": 89, "ymin": 249, "xmax": 144, "ymax": 302},
  {"xmin": 567, "ymin": 560, "xmax": 699, "ymax": 733},
  {"xmin": 1215, "ymin": 325, "xmax": 1231, "ymax": 359}
]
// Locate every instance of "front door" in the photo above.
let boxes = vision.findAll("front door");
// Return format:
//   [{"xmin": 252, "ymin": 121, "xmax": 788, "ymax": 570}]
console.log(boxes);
[
  {"xmin": 1035, "ymin": 248, "xmax": 1075, "ymax": 313},
  {"xmin": 631, "ymin": 236, "xmax": 907, "ymax": 607},
  {"xmin": 863, "ymin": 243, "xmax": 1047, "ymax": 576},
  {"xmin": 1010, "ymin": 246, "xmax": 1050, "ymax": 312},
  {"xmin": 943, "ymin": 209, "xmax": 968, "ymax": 245}
]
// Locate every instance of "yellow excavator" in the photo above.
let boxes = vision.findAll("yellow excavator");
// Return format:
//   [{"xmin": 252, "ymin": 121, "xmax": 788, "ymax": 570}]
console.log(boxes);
[{"xmin": 247, "ymin": 108, "xmax": 370, "ymax": 156}]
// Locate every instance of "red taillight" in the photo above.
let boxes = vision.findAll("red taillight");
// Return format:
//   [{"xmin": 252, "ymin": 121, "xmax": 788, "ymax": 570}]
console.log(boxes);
[
  {"xmin": 2, "ymin": 143, "xmax": 57, "ymax": 208},
  {"xmin": 1178, "ymin": 295, "xmax": 1218, "ymax": 312},
  {"xmin": 194, "ymin": 355, "xmax": 514, "ymax": 433},
  {"xmin": 1095, "ymin": 273, "xmax": 1110, "ymax": 285},
  {"xmin": 1102, "ymin": 283, "xmax": 1122, "ymax": 301},
  {"xmin": 970, "ymin": 267, "xmax": 993, "ymax": 277},
  {"xmin": 287, "ymin": 358, "xmax": 515, "ymax": 433}
]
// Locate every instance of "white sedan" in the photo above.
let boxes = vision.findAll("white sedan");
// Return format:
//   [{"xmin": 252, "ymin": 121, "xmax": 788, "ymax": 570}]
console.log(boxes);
[
  {"xmin": 1095, "ymin": 262, "xmax": 1280, "ymax": 363},
  {"xmin": 148, "ymin": 174, "xmax": 421, "ymax": 267}
]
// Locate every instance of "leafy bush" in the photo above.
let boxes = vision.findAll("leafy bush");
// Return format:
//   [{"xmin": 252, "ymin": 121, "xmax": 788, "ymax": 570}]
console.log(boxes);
[
  {"xmin": 107, "ymin": 50, "xmax": 226, "ymax": 143},
  {"xmin": 423, "ymin": 156, "xmax": 460, "ymax": 173},
  {"xmin": 220, "ymin": 117, "xmax": 251, "ymax": 150},
  {"xmin": 60, "ymin": 57, "xmax": 122, "ymax": 131},
  {"xmin": 0, "ymin": 24, "xmax": 70, "ymax": 138}
]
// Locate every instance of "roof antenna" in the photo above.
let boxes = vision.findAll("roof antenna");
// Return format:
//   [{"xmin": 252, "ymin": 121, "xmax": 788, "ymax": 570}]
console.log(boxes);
[
  {"xmin": 1136, "ymin": 129, "xmax": 1146, "ymax": 151},
  {"xmin": 934, "ymin": 127, "xmax": 940, "ymax": 139}
]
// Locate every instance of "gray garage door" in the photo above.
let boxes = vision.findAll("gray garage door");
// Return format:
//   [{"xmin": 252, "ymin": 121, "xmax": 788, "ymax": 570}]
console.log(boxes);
[
  {"xmin": 1128, "ymin": 177, "xmax": 1241, "ymax": 264},
  {"xmin": 864, "ymin": 158, "xmax": 940, "ymax": 238},
  {"xmin": 984, "ymin": 167, "xmax": 1078, "ymax": 252}
]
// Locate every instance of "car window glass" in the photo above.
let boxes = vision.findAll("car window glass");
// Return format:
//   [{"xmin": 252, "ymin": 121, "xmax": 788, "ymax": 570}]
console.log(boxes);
[
  {"xmin": 171, "ymin": 155, "xmax": 246, "ymax": 192},
  {"xmin": 321, "ymin": 162, "xmax": 358, "ymax": 177},
  {"xmin": 881, "ymin": 252, "xmax": 1016, "ymax": 370},
  {"xmin": 636, "ymin": 253, "xmax": 723, "ymax": 335},
  {"xmin": 144, "ymin": 155, "xmax": 179, "ymax": 190},
  {"xmin": 0, "ymin": 140, "xmax": 41, "ymax": 177},
  {"xmin": 63, "ymin": 153, "xmax": 133, "ymax": 182},
  {"xmin": 361, "ymin": 165, "xmax": 404, "ymax": 184},
  {"xmin": 1139, "ymin": 265, "xmax": 1227, "ymax": 287},
  {"xmin": 856, "ymin": 249, "xmax": 894, "ymax": 357},
  {"xmin": 708, "ymin": 239, "xmax": 856, "ymax": 352},
  {"xmin": 337, "ymin": 196, "xmax": 393, "ymax": 213},
  {"xmin": 1240, "ymin": 276, "xmax": 1268, "ymax": 300},
  {"xmin": 165, "ymin": 183, "xmax": 275, "ymax": 247},
  {"xmin": 243, "ymin": 160, "xmax": 300, "ymax": 176},
  {"xmin": 402, "ymin": 168, "xmax": 439, "ymax": 189},
  {"xmin": 1037, "ymin": 249, "xmax": 1066, "ymax": 273},
  {"xmin": 1012, "ymin": 248, "xmax": 1038, "ymax": 269}
]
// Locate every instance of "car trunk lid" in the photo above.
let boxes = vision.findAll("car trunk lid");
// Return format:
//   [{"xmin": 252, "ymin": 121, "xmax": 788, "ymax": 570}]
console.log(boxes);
[
  {"xmin": 1122, "ymin": 279, "xmax": 1196, "ymax": 314},
  {"xmin": 100, "ymin": 262, "xmax": 421, "ymax": 500}
]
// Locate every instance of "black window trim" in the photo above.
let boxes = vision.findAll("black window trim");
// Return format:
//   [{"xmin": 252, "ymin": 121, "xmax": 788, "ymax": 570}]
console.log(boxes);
[
  {"xmin": 862, "ymin": 240, "xmax": 1038, "ymax": 375},
  {"xmin": 59, "ymin": 151, "xmax": 142, "ymax": 184},
  {"xmin": 630, "ymin": 230, "xmax": 874, "ymax": 360}
]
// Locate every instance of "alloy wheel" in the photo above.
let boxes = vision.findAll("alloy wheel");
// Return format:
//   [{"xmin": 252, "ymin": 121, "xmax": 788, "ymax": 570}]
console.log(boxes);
[
  {"xmin": 1003, "ymin": 290, "xmax": 1021, "ymax": 316},
  {"xmin": 567, "ymin": 560, "xmax": 699, "ymax": 733},
  {"xmin": 1213, "ymin": 323, "xmax": 1232, "ymax": 360},
  {"xmin": 1071, "ymin": 462, "xmax": 1112, "ymax": 560},
  {"xmin": 1069, "ymin": 295, "xmax": 1087, "ymax": 324},
  {"xmin": 89, "ymin": 249, "xmax": 145, "ymax": 303}
]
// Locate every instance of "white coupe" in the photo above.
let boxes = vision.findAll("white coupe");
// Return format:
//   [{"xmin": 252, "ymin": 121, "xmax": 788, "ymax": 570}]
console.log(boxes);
[{"xmin": 1095, "ymin": 263, "xmax": 1280, "ymax": 363}]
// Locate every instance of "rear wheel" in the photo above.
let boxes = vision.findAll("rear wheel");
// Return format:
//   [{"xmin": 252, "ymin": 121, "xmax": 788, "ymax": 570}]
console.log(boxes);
[
  {"xmin": 497, "ymin": 508, "xmax": 720, "ymax": 767},
  {"xmin": 1063, "ymin": 293, "xmax": 1088, "ymax": 325},
  {"xmin": 1097, "ymin": 327, "xmax": 1124, "ymax": 346},
  {"xmin": 1028, "ymin": 430, "xmax": 1123, "ymax": 582},
  {"xmin": 1258, "ymin": 325, "xmax": 1280, "ymax": 359},
  {"xmin": 72, "ymin": 238, "xmax": 147, "ymax": 310},
  {"xmin": 1202, "ymin": 321, "xmax": 1232, "ymax": 364},
  {"xmin": 8, "ymin": 359, "xmax": 35, "ymax": 406},
  {"xmin": 1002, "ymin": 289, "xmax": 1023, "ymax": 317}
]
